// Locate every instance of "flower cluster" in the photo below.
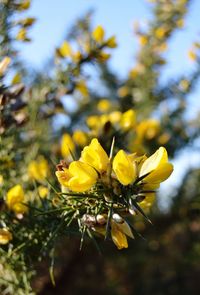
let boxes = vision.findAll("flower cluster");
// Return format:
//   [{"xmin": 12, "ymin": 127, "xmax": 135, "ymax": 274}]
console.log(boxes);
[{"xmin": 56, "ymin": 138, "xmax": 173, "ymax": 249}]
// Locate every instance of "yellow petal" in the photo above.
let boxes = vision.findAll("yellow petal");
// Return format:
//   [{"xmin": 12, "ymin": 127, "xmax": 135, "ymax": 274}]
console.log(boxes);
[
  {"xmin": 6, "ymin": 185, "xmax": 28, "ymax": 214},
  {"xmin": 55, "ymin": 168, "xmax": 72, "ymax": 187},
  {"xmin": 106, "ymin": 36, "xmax": 117, "ymax": 48},
  {"xmin": 112, "ymin": 214, "xmax": 134, "ymax": 238},
  {"xmin": 0, "ymin": 229, "xmax": 13, "ymax": 245},
  {"xmin": 38, "ymin": 186, "xmax": 49, "ymax": 198},
  {"xmin": 140, "ymin": 193, "xmax": 156, "ymax": 210},
  {"xmin": 61, "ymin": 133, "xmax": 75, "ymax": 158},
  {"xmin": 81, "ymin": 138, "xmax": 109, "ymax": 173},
  {"xmin": 28, "ymin": 157, "xmax": 49, "ymax": 182},
  {"xmin": 92, "ymin": 25, "xmax": 105, "ymax": 43},
  {"xmin": 139, "ymin": 147, "xmax": 173, "ymax": 184},
  {"xmin": 113, "ymin": 150, "xmax": 136, "ymax": 185},
  {"xmin": 120, "ymin": 109, "xmax": 136, "ymax": 130},
  {"xmin": 111, "ymin": 221, "xmax": 128, "ymax": 250},
  {"xmin": 0, "ymin": 57, "xmax": 11, "ymax": 76},
  {"xmin": 58, "ymin": 41, "xmax": 73, "ymax": 58},
  {"xmin": 68, "ymin": 161, "xmax": 98, "ymax": 192},
  {"xmin": 72, "ymin": 130, "xmax": 88, "ymax": 147}
]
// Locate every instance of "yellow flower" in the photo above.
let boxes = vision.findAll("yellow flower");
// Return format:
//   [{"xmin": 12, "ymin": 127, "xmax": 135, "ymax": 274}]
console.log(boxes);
[
  {"xmin": 28, "ymin": 157, "xmax": 49, "ymax": 182},
  {"xmin": 76, "ymin": 80, "xmax": 88, "ymax": 97},
  {"xmin": 136, "ymin": 119, "xmax": 160, "ymax": 141},
  {"xmin": 56, "ymin": 161, "xmax": 98, "ymax": 192},
  {"xmin": 81, "ymin": 138, "xmax": 109, "ymax": 173},
  {"xmin": 108, "ymin": 111, "xmax": 122, "ymax": 124},
  {"xmin": 117, "ymin": 86, "xmax": 129, "ymax": 98},
  {"xmin": 18, "ymin": 17, "xmax": 36, "ymax": 27},
  {"xmin": 106, "ymin": 36, "xmax": 117, "ymax": 48},
  {"xmin": 111, "ymin": 215, "xmax": 133, "ymax": 250},
  {"xmin": 176, "ymin": 19, "xmax": 184, "ymax": 28},
  {"xmin": 58, "ymin": 41, "xmax": 73, "ymax": 58},
  {"xmin": 72, "ymin": 130, "xmax": 88, "ymax": 147},
  {"xmin": 56, "ymin": 168, "xmax": 72, "ymax": 187},
  {"xmin": 0, "ymin": 57, "xmax": 11, "ymax": 76},
  {"xmin": 11, "ymin": 73, "xmax": 21, "ymax": 84},
  {"xmin": 61, "ymin": 133, "xmax": 75, "ymax": 158},
  {"xmin": 71, "ymin": 50, "xmax": 82, "ymax": 63},
  {"xmin": 38, "ymin": 186, "xmax": 49, "ymax": 198},
  {"xmin": 111, "ymin": 221, "xmax": 128, "ymax": 250},
  {"xmin": 120, "ymin": 109, "xmax": 136, "ymax": 131},
  {"xmin": 113, "ymin": 150, "xmax": 137, "ymax": 185},
  {"xmin": 0, "ymin": 175, "xmax": 3, "ymax": 186},
  {"xmin": 154, "ymin": 27, "xmax": 166, "ymax": 39},
  {"xmin": 92, "ymin": 25, "xmax": 105, "ymax": 43},
  {"xmin": 158, "ymin": 132, "xmax": 170, "ymax": 145},
  {"xmin": 6, "ymin": 185, "xmax": 28, "ymax": 214},
  {"xmin": 138, "ymin": 35, "xmax": 148, "ymax": 46},
  {"xmin": 86, "ymin": 115, "xmax": 99, "ymax": 130},
  {"xmin": 97, "ymin": 99, "xmax": 112, "ymax": 112},
  {"xmin": 16, "ymin": 28, "xmax": 29, "ymax": 41},
  {"xmin": 17, "ymin": 0, "xmax": 30, "ymax": 10},
  {"xmin": 0, "ymin": 228, "xmax": 13, "ymax": 245},
  {"xmin": 179, "ymin": 79, "xmax": 190, "ymax": 91},
  {"xmin": 68, "ymin": 161, "xmax": 98, "ymax": 192},
  {"xmin": 98, "ymin": 51, "xmax": 111, "ymax": 62},
  {"xmin": 139, "ymin": 147, "xmax": 173, "ymax": 184},
  {"xmin": 188, "ymin": 50, "xmax": 197, "ymax": 62},
  {"xmin": 139, "ymin": 193, "xmax": 155, "ymax": 210}
]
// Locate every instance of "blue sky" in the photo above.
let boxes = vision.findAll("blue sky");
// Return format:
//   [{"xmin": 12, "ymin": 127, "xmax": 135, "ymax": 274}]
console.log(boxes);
[
  {"xmin": 18, "ymin": 0, "xmax": 200, "ymax": 78},
  {"xmin": 17, "ymin": 0, "xmax": 200, "ymax": 208}
]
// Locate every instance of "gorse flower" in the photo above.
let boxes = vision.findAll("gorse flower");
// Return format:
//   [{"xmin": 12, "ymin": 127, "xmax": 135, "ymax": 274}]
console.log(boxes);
[
  {"xmin": 6, "ymin": 185, "xmax": 28, "ymax": 214},
  {"xmin": 0, "ymin": 228, "xmax": 13, "ymax": 245},
  {"xmin": 113, "ymin": 150, "xmax": 137, "ymax": 185},
  {"xmin": 55, "ymin": 138, "xmax": 173, "ymax": 249},
  {"xmin": 28, "ymin": 156, "xmax": 49, "ymax": 182},
  {"xmin": 81, "ymin": 138, "xmax": 109, "ymax": 173}
]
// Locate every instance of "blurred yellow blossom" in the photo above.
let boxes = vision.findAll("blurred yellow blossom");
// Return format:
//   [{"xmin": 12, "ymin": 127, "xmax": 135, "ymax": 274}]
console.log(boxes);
[
  {"xmin": 188, "ymin": 49, "xmax": 197, "ymax": 62},
  {"xmin": 92, "ymin": 25, "xmax": 105, "ymax": 43},
  {"xmin": 0, "ymin": 228, "xmax": 13, "ymax": 245},
  {"xmin": 58, "ymin": 41, "xmax": 73, "ymax": 58},
  {"xmin": 179, "ymin": 79, "xmax": 190, "ymax": 91},
  {"xmin": 0, "ymin": 175, "xmax": 3, "ymax": 186},
  {"xmin": 17, "ymin": 0, "xmax": 31, "ymax": 10},
  {"xmin": 76, "ymin": 80, "xmax": 88, "ymax": 96},
  {"xmin": 120, "ymin": 109, "xmax": 136, "ymax": 131},
  {"xmin": 106, "ymin": 36, "xmax": 117, "ymax": 48},
  {"xmin": 140, "ymin": 193, "xmax": 155, "ymax": 210},
  {"xmin": 0, "ymin": 57, "xmax": 11, "ymax": 76},
  {"xmin": 11, "ymin": 73, "xmax": 21, "ymax": 84},
  {"xmin": 38, "ymin": 186, "xmax": 49, "ymax": 198},
  {"xmin": 138, "ymin": 35, "xmax": 148, "ymax": 46},
  {"xmin": 117, "ymin": 86, "xmax": 129, "ymax": 98},
  {"xmin": 158, "ymin": 133, "xmax": 170, "ymax": 145},
  {"xmin": 28, "ymin": 157, "xmax": 49, "ymax": 182},
  {"xmin": 109, "ymin": 111, "xmax": 122, "ymax": 124},
  {"xmin": 86, "ymin": 115, "xmax": 99, "ymax": 130},
  {"xmin": 16, "ymin": 28, "xmax": 30, "ymax": 41},
  {"xmin": 61, "ymin": 133, "xmax": 75, "ymax": 158},
  {"xmin": 154, "ymin": 27, "xmax": 167, "ymax": 39},
  {"xmin": 136, "ymin": 119, "xmax": 161, "ymax": 141},
  {"xmin": 98, "ymin": 51, "xmax": 111, "ymax": 62},
  {"xmin": 72, "ymin": 130, "xmax": 88, "ymax": 147},
  {"xmin": 97, "ymin": 99, "xmax": 112, "ymax": 112},
  {"xmin": 6, "ymin": 185, "xmax": 28, "ymax": 214}
]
